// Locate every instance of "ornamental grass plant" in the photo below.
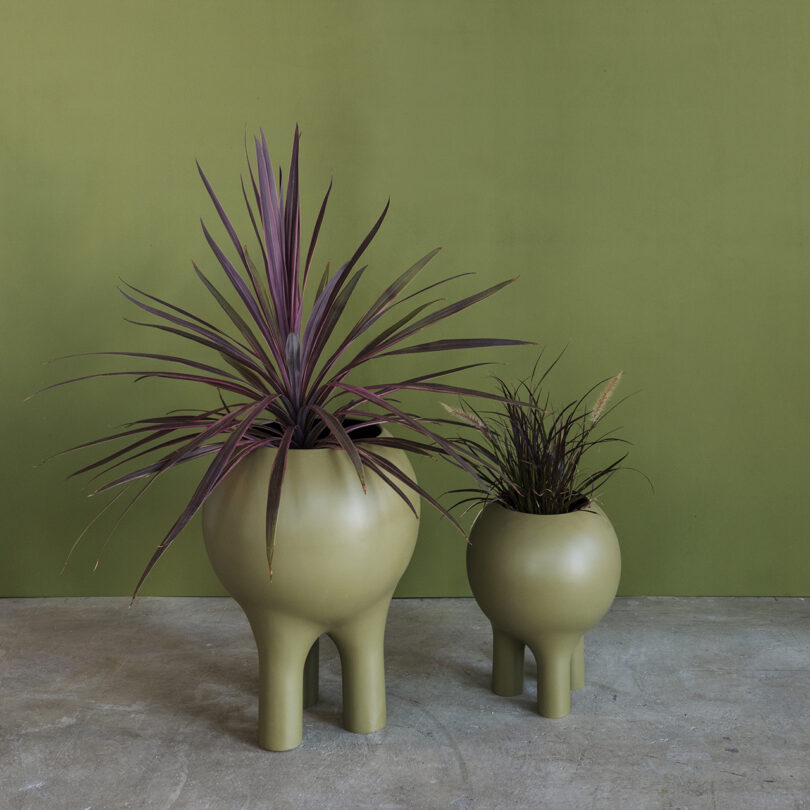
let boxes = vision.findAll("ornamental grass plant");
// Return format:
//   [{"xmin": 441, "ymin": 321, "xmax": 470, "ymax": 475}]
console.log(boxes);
[{"xmin": 443, "ymin": 352, "xmax": 631, "ymax": 517}]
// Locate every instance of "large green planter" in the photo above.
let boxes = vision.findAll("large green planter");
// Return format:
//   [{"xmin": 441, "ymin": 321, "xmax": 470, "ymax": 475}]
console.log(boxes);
[
  {"xmin": 202, "ymin": 442, "xmax": 420, "ymax": 751},
  {"xmin": 467, "ymin": 502, "xmax": 620, "ymax": 718}
]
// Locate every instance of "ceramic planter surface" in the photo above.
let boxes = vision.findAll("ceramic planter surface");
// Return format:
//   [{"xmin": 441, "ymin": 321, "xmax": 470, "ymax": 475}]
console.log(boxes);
[
  {"xmin": 467, "ymin": 502, "xmax": 620, "ymax": 718},
  {"xmin": 203, "ymin": 442, "xmax": 420, "ymax": 751}
]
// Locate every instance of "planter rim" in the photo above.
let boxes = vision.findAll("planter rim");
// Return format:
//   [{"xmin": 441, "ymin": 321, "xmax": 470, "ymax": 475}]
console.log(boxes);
[
  {"xmin": 242, "ymin": 430, "xmax": 395, "ymax": 463},
  {"xmin": 245, "ymin": 441, "xmax": 389, "ymax": 456},
  {"xmin": 480, "ymin": 500, "xmax": 605, "ymax": 521}
]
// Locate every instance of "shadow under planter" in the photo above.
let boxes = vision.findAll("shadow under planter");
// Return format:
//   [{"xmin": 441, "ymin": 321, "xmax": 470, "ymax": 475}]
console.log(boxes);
[
  {"xmin": 467, "ymin": 503, "xmax": 620, "ymax": 718},
  {"xmin": 203, "ymin": 443, "xmax": 420, "ymax": 751}
]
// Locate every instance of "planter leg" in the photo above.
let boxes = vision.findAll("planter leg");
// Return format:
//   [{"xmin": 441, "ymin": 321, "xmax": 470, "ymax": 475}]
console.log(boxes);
[
  {"xmin": 491, "ymin": 627, "xmax": 525, "ymax": 696},
  {"xmin": 532, "ymin": 636, "xmax": 578, "ymax": 719},
  {"xmin": 570, "ymin": 635, "xmax": 585, "ymax": 691},
  {"xmin": 244, "ymin": 607, "xmax": 320, "ymax": 751},
  {"xmin": 303, "ymin": 638, "xmax": 320, "ymax": 709},
  {"xmin": 330, "ymin": 597, "xmax": 392, "ymax": 735}
]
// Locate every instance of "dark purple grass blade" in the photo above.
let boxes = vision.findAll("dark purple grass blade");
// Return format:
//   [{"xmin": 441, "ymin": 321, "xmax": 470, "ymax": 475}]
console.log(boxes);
[
  {"xmin": 577, "ymin": 453, "xmax": 629, "ymax": 492},
  {"xmin": 197, "ymin": 161, "xmax": 248, "ymax": 269},
  {"xmin": 265, "ymin": 425, "xmax": 295, "ymax": 579},
  {"xmin": 68, "ymin": 428, "xmax": 188, "ymax": 479},
  {"xmin": 379, "ymin": 337, "xmax": 530, "ymax": 357},
  {"xmin": 29, "ymin": 370, "xmax": 261, "ymax": 402},
  {"xmin": 348, "ymin": 247, "xmax": 442, "ymax": 341},
  {"xmin": 260, "ymin": 130, "xmax": 285, "ymax": 261},
  {"xmin": 331, "ymin": 383, "xmax": 489, "ymax": 487},
  {"xmin": 344, "ymin": 200, "xmax": 389, "ymax": 276},
  {"xmin": 200, "ymin": 220, "xmax": 279, "ymax": 348},
  {"xmin": 91, "ymin": 402, "xmax": 261, "ymax": 494},
  {"xmin": 241, "ymin": 174, "xmax": 269, "ymax": 273},
  {"xmin": 217, "ymin": 354, "xmax": 274, "ymax": 394},
  {"xmin": 131, "ymin": 370, "xmax": 268, "ymax": 395},
  {"xmin": 95, "ymin": 443, "xmax": 227, "ymax": 493},
  {"xmin": 354, "ymin": 449, "xmax": 419, "ymax": 519},
  {"xmin": 192, "ymin": 262, "xmax": 281, "ymax": 384},
  {"xmin": 307, "ymin": 250, "xmax": 443, "ymax": 392},
  {"xmin": 315, "ymin": 262, "xmax": 331, "ymax": 299},
  {"xmin": 90, "ymin": 463, "xmax": 191, "ymax": 573},
  {"xmin": 355, "ymin": 436, "xmax": 439, "ymax": 459},
  {"xmin": 355, "ymin": 408, "xmax": 506, "ymax": 479},
  {"xmin": 301, "ymin": 261, "xmax": 354, "ymax": 358},
  {"xmin": 364, "ymin": 362, "xmax": 501, "ymax": 399},
  {"xmin": 303, "ymin": 180, "xmax": 332, "ymax": 289},
  {"xmin": 308, "ymin": 404, "xmax": 366, "ymax": 491},
  {"xmin": 373, "ymin": 362, "xmax": 496, "ymax": 386},
  {"xmin": 372, "ymin": 277, "xmax": 522, "ymax": 353},
  {"xmin": 123, "ymin": 318, "xmax": 271, "ymax": 386},
  {"xmin": 315, "ymin": 299, "xmax": 442, "ymax": 394},
  {"xmin": 83, "ymin": 433, "xmax": 214, "ymax": 484},
  {"xmin": 302, "ymin": 199, "xmax": 389, "ymax": 357},
  {"xmin": 117, "ymin": 287, "xmax": 244, "ymax": 353},
  {"xmin": 118, "ymin": 286, "xmax": 264, "ymax": 371},
  {"xmin": 392, "ymin": 272, "xmax": 474, "ymax": 309},
  {"xmin": 355, "ymin": 299, "xmax": 440, "ymax": 356},
  {"xmin": 243, "ymin": 248, "xmax": 284, "ymax": 351},
  {"xmin": 284, "ymin": 126, "xmax": 301, "ymax": 328},
  {"xmin": 119, "ymin": 279, "xmax": 226, "ymax": 337},
  {"xmin": 40, "ymin": 411, "xmax": 225, "ymax": 465},
  {"xmin": 61, "ymin": 484, "xmax": 132, "ymax": 572},
  {"xmin": 358, "ymin": 448, "xmax": 467, "ymax": 537},
  {"xmin": 370, "ymin": 380, "xmax": 514, "ymax": 402},
  {"xmin": 130, "ymin": 396, "xmax": 275, "ymax": 601},
  {"xmin": 256, "ymin": 132, "xmax": 283, "ymax": 256},
  {"xmin": 256, "ymin": 132, "xmax": 287, "ymax": 331},
  {"xmin": 62, "ymin": 349, "xmax": 240, "ymax": 376},
  {"xmin": 301, "ymin": 267, "xmax": 367, "ymax": 389}
]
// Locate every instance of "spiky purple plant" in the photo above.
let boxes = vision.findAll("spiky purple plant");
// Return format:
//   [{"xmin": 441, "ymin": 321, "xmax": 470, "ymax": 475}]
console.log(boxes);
[{"xmin": 38, "ymin": 127, "xmax": 528, "ymax": 599}]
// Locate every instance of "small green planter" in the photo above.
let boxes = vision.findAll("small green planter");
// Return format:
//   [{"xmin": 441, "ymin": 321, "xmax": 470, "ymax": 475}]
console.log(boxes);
[
  {"xmin": 467, "ymin": 502, "xmax": 621, "ymax": 718},
  {"xmin": 203, "ymin": 443, "xmax": 419, "ymax": 751}
]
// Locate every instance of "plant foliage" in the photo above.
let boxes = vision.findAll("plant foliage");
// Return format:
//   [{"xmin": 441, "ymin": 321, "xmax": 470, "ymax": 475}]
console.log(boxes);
[
  {"xmin": 37, "ymin": 127, "xmax": 529, "ymax": 599},
  {"xmin": 443, "ymin": 353, "xmax": 629, "ymax": 516}
]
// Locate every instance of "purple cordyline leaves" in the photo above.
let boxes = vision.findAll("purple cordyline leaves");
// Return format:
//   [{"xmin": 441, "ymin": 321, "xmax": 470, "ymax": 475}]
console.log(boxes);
[{"xmin": 40, "ymin": 127, "xmax": 530, "ymax": 599}]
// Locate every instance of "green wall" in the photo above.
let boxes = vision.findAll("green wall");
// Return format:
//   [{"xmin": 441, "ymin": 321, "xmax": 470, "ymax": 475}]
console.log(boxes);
[{"xmin": 3, "ymin": 1, "xmax": 809, "ymax": 597}]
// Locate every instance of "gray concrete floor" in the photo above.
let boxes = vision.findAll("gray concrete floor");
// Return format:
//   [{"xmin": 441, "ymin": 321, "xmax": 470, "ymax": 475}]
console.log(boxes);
[{"xmin": 1, "ymin": 597, "xmax": 808, "ymax": 810}]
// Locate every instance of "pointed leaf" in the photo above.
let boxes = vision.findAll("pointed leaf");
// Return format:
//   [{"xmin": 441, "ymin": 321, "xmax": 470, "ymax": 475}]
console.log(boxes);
[
  {"xmin": 358, "ymin": 448, "xmax": 467, "ymax": 537},
  {"xmin": 197, "ymin": 161, "xmax": 248, "ymax": 270},
  {"xmin": 130, "ymin": 397, "xmax": 275, "ymax": 600},
  {"xmin": 379, "ymin": 337, "xmax": 530, "ymax": 357},
  {"xmin": 372, "ymin": 277, "xmax": 523, "ymax": 354},
  {"xmin": 304, "ymin": 181, "xmax": 332, "ymax": 288},
  {"xmin": 193, "ymin": 262, "xmax": 277, "ymax": 379},
  {"xmin": 265, "ymin": 425, "xmax": 295, "ymax": 578},
  {"xmin": 354, "ymin": 449, "xmax": 419, "ymax": 519},
  {"xmin": 309, "ymin": 405, "xmax": 366, "ymax": 491}
]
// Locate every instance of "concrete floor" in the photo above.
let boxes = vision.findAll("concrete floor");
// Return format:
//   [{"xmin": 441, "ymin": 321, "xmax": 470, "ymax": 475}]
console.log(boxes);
[{"xmin": 1, "ymin": 597, "xmax": 808, "ymax": 810}]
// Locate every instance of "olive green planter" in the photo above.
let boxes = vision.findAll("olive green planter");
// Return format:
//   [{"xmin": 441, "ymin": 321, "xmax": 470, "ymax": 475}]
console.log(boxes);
[
  {"xmin": 202, "ymin": 443, "xmax": 420, "ymax": 751},
  {"xmin": 467, "ymin": 502, "xmax": 620, "ymax": 718}
]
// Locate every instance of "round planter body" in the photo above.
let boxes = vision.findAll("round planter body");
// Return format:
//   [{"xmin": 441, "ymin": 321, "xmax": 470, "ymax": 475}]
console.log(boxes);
[
  {"xmin": 467, "ymin": 502, "xmax": 620, "ymax": 718},
  {"xmin": 203, "ymin": 442, "xmax": 420, "ymax": 750}
]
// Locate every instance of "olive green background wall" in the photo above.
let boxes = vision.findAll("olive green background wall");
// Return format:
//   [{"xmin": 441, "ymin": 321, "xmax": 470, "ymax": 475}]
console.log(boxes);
[{"xmin": 2, "ymin": 1, "xmax": 808, "ymax": 597}]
